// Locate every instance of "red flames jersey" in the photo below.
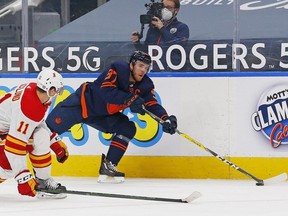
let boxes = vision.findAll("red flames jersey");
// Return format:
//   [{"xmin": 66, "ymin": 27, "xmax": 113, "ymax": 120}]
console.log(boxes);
[{"xmin": 0, "ymin": 82, "xmax": 49, "ymax": 178}]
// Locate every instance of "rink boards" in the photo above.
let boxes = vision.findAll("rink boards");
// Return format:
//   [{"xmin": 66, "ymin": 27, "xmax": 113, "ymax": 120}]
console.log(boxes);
[{"xmin": 1, "ymin": 72, "xmax": 288, "ymax": 179}]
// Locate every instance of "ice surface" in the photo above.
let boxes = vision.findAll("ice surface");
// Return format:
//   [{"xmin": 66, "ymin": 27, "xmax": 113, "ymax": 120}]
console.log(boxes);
[{"xmin": 0, "ymin": 177, "xmax": 287, "ymax": 216}]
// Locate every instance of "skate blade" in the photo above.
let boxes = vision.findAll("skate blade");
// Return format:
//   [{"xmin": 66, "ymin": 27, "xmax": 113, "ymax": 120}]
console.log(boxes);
[
  {"xmin": 36, "ymin": 191, "xmax": 67, "ymax": 199},
  {"xmin": 97, "ymin": 175, "xmax": 125, "ymax": 184}
]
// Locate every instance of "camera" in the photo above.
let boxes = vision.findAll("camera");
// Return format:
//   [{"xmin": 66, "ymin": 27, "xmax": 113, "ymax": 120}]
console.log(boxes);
[{"xmin": 140, "ymin": 0, "xmax": 163, "ymax": 24}]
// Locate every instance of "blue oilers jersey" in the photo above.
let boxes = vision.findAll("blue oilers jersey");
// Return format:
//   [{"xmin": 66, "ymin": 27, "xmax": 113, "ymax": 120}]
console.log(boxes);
[{"xmin": 76, "ymin": 61, "xmax": 168, "ymax": 119}]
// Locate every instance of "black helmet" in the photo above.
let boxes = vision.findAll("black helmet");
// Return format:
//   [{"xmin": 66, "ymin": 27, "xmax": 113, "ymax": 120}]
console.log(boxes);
[{"xmin": 129, "ymin": 50, "xmax": 151, "ymax": 65}]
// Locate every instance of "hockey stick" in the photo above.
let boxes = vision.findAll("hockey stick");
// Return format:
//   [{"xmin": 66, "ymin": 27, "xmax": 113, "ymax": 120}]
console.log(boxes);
[
  {"xmin": 143, "ymin": 107, "xmax": 287, "ymax": 186},
  {"xmin": 37, "ymin": 188, "xmax": 201, "ymax": 203}
]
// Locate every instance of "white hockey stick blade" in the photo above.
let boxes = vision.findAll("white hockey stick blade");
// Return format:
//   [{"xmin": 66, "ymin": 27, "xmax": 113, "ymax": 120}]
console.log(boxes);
[
  {"xmin": 263, "ymin": 173, "xmax": 288, "ymax": 185},
  {"xmin": 36, "ymin": 191, "xmax": 67, "ymax": 199},
  {"xmin": 181, "ymin": 191, "xmax": 202, "ymax": 203}
]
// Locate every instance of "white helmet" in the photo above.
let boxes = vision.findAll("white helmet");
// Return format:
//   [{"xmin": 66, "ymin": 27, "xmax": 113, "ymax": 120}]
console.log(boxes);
[{"xmin": 37, "ymin": 68, "xmax": 64, "ymax": 96}]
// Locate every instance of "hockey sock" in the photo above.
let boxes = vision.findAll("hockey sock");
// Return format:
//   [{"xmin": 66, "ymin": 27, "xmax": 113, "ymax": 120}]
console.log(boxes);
[{"xmin": 106, "ymin": 134, "xmax": 130, "ymax": 165}]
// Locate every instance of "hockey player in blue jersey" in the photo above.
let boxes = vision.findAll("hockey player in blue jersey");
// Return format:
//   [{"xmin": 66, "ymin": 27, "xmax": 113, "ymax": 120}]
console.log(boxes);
[{"xmin": 46, "ymin": 51, "xmax": 177, "ymax": 183}]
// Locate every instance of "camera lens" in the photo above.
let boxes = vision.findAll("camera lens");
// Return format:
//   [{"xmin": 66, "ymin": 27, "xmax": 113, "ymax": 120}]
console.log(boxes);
[{"xmin": 140, "ymin": 14, "xmax": 152, "ymax": 24}]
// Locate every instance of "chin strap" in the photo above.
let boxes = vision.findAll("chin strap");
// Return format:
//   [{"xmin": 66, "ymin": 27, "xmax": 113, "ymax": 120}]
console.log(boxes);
[
  {"xmin": 43, "ymin": 91, "xmax": 57, "ymax": 105},
  {"xmin": 43, "ymin": 96, "xmax": 53, "ymax": 105}
]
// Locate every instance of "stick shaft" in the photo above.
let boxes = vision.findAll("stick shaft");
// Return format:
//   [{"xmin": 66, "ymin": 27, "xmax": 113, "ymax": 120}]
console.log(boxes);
[
  {"xmin": 143, "ymin": 107, "xmax": 263, "ymax": 183},
  {"xmin": 177, "ymin": 131, "xmax": 262, "ymax": 182},
  {"xmin": 63, "ymin": 190, "xmax": 187, "ymax": 203}
]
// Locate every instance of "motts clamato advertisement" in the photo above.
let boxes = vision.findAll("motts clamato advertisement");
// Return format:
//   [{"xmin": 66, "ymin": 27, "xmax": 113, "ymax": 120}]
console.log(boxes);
[{"xmin": 252, "ymin": 85, "xmax": 288, "ymax": 149}]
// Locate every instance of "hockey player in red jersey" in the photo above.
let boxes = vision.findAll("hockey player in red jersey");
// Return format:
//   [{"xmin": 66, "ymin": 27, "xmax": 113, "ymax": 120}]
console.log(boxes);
[
  {"xmin": 0, "ymin": 68, "xmax": 68, "ymax": 198},
  {"xmin": 46, "ymin": 51, "xmax": 177, "ymax": 183}
]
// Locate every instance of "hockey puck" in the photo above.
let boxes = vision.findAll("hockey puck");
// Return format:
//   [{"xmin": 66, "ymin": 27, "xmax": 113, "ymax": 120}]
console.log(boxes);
[{"xmin": 256, "ymin": 182, "xmax": 264, "ymax": 186}]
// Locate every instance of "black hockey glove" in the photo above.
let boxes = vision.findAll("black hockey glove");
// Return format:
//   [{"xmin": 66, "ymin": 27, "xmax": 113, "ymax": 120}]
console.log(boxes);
[
  {"xmin": 162, "ymin": 115, "xmax": 177, "ymax": 135},
  {"xmin": 130, "ymin": 96, "xmax": 145, "ymax": 115}
]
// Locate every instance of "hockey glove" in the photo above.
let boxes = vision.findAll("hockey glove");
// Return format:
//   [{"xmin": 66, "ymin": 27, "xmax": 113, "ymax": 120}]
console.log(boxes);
[
  {"xmin": 162, "ymin": 115, "xmax": 178, "ymax": 135},
  {"xmin": 130, "ymin": 96, "xmax": 145, "ymax": 115},
  {"xmin": 50, "ymin": 133, "xmax": 69, "ymax": 163},
  {"xmin": 15, "ymin": 170, "xmax": 38, "ymax": 197}
]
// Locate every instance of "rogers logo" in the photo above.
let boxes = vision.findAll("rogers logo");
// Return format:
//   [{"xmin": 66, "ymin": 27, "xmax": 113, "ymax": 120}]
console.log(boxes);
[{"xmin": 251, "ymin": 84, "xmax": 288, "ymax": 148}]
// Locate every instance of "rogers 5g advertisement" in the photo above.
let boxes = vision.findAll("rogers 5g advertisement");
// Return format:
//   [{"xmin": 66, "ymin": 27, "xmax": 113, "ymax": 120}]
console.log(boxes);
[{"xmin": 1, "ymin": 0, "xmax": 288, "ymax": 73}]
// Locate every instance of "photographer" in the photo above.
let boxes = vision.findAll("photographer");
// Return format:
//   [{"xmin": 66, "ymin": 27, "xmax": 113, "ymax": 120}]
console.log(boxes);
[{"xmin": 131, "ymin": 0, "xmax": 190, "ymax": 72}]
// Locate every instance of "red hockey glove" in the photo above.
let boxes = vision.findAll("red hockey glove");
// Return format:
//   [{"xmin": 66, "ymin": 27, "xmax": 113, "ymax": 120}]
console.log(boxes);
[
  {"xmin": 15, "ymin": 170, "xmax": 38, "ymax": 197},
  {"xmin": 50, "ymin": 133, "xmax": 69, "ymax": 163}
]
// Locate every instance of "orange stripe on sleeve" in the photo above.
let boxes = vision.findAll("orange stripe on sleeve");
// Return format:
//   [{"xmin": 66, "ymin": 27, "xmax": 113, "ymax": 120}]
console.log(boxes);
[
  {"xmin": 146, "ymin": 101, "xmax": 158, "ymax": 106},
  {"xmin": 160, "ymin": 114, "xmax": 168, "ymax": 120},
  {"xmin": 81, "ymin": 82, "xmax": 89, "ymax": 119},
  {"xmin": 101, "ymin": 82, "xmax": 117, "ymax": 88}
]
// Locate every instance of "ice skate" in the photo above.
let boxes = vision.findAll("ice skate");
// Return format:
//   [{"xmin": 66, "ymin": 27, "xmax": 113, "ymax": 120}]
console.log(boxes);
[
  {"xmin": 97, "ymin": 154, "xmax": 125, "ymax": 183},
  {"xmin": 35, "ymin": 177, "xmax": 67, "ymax": 199}
]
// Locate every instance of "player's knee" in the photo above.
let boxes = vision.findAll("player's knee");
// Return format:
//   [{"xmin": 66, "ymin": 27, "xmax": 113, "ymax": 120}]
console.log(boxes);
[
  {"xmin": 124, "ymin": 121, "xmax": 137, "ymax": 139},
  {"xmin": 129, "ymin": 121, "xmax": 137, "ymax": 137},
  {"xmin": 115, "ymin": 120, "xmax": 136, "ymax": 140}
]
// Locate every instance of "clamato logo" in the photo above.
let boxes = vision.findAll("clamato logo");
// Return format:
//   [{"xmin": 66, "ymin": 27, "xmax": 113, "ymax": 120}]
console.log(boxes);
[{"xmin": 251, "ymin": 85, "xmax": 288, "ymax": 148}]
